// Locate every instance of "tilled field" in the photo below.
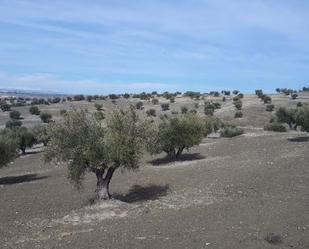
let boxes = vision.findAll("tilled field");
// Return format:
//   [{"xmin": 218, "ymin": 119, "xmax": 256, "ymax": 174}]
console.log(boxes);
[{"xmin": 1, "ymin": 130, "xmax": 308, "ymax": 249}]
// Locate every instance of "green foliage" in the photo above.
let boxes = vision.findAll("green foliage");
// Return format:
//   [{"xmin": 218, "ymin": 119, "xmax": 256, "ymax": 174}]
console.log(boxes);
[
  {"xmin": 0, "ymin": 101, "xmax": 11, "ymax": 112},
  {"xmin": 233, "ymin": 90, "xmax": 239, "ymax": 95},
  {"xmin": 136, "ymin": 101, "xmax": 144, "ymax": 110},
  {"xmin": 146, "ymin": 114, "xmax": 205, "ymax": 160},
  {"xmin": 161, "ymin": 103, "xmax": 170, "ymax": 111},
  {"xmin": 295, "ymin": 106, "xmax": 309, "ymax": 132},
  {"xmin": 203, "ymin": 116, "xmax": 223, "ymax": 135},
  {"xmin": 123, "ymin": 93, "xmax": 130, "ymax": 99},
  {"xmin": 234, "ymin": 111, "xmax": 243, "ymax": 118},
  {"xmin": 264, "ymin": 122, "xmax": 287, "ymax": 132},
  {"xmin": 146, "ymin": 109, "xmax": 156, "ymax": 117},
  {"xmin": 152, "ymin": 98, "xmax": 159, "ymax": 105},
  {"xmin": 266, "ymin": 104, "xmax": 275, "ymax": 112},
  {"xmin": 9, "ymin": 110, "xmax": 21, "ymax": 119},
  {"xmin": 170, "ymin": 97, "xmax": 175, "ymax": 103},
  {"xmin": 297, "ymin": 102, "xmax": 303, "ymax": 107},
  {"xmin": 59, "ymin": 109, "xmax": 67, "ymax": 116},
  {"xmin": 233, "ymin": 99, "xmax": 243, "ymax": 110},
  {"xmin": 276, "ymin": 107, "xmax": 296, "ymax": 129},
  {"xmin": 93, "ymin": 111, "xmax": 105, "ymax": 120},
  {"xmin": 40, "ymin": 112, "xmax": 52, "ymax": 123},
  {"xmin": 109, "ymin": 94, "xmax": 119, "ymax": 100},
  {"xmin": 237, "ymin": 93, "xmax": 244, "ymax": 99},
  {"xmin": 73, "ymin": 95, "xmax": 85, "ymax": 101},
  {"xmin": 291, "ymin": 93, "xmax": 298, "ymax": 100},
  {"xmin": 32, "ymin": 125, "xmax": 50, "ymax": 146},
  {"xmin": 255, "ymin": 89, "xmax": 263, "ymax": 97},
  {"xmin": 263, "ymin": 95, "xmax": 272, "ymax": 104},
  {"xmin": 0, "ymin": 130, "xmax": 18, "ymax": 168},
  {"xmin": 181, "ymin": 106, "xmax": 188, "ymax": 114},
  {"xmin": 44, "ymin": 108, "xmax": 145, "ymax": 193},
  {"xmin": 6, "ymin": 119, "xmax": 22, "ymax": 129},
  {"xmin": 29, "ymin": 106, "xmax": 40, "ymax": 115},
  {"xmin": 220, "ymin": 125, "xmax": 244, "ymax": 137},
  {"xmin": 94, "ymin": 103, "xmax": 103, "ymax": 111},
  {"xmin": 184, "ymin": 91, "xmax": 201, "ymax": 99},
  {"xmin": 14, "ymin": 127, "xmax": 36, "ymax": 154}
]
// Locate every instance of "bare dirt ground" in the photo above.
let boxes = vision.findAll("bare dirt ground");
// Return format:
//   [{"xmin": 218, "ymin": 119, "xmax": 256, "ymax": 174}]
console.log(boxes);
[{"xmin": 1, "ymin": 93, "xmax": 309, "ymax": 249}]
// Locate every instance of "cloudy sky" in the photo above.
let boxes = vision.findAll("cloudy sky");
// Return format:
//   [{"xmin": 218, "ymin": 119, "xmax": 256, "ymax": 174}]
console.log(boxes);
[{"xmin": 0, "ymin": 0, "xmax": 308, "ymax": 94}]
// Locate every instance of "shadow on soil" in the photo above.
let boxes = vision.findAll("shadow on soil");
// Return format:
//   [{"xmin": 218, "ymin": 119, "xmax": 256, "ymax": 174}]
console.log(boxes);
[
  {"xmin": 114, "ymin": 184, "xmax": 169, "ymax": 203},
  {"xmin": 0, "ymin": 174, "xmax": 48, "ymax": 185},
  {"xmin": 288, "ymin": 136, "xmax": 309, "ymax": 142},
  {"xmin": 149, "ymin": 153, "xmax": 205, "ymax": 166}
]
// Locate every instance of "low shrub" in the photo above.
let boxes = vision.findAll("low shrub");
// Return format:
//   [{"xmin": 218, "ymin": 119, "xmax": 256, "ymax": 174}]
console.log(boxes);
[
  {"xmin": 40, "ymin": 112, "xmax": 52, "ymax": 123},
  {"xmin": 6, "ymin": 119, "xmax": 22, "ymax": 129},
  {"xmin": 234, "ymin": 111, "xmax": 243, "ymax": 118},
  {"xmin": 220, "ymin": 125, "xmax": 244, "ymax": 137},
  {"xmin": 161, "ymin": 103, "xmax": 170, "ymax": 111},
  {"xmin": 136, "ymin": 101, "xmax": 144, "ymax": 110},
  {"xmin": 9, "ymin": 110, "xmax": 21, "ymax": 120},
  {"xmin": 264, "ymin": 122, "xmax": 287, "ymax": 132},
  {"xmin": 146, "ymin": 109, "xmax": 156, "ymax": 117},
  {"xmin": 29, "ymin": 106, "xmax": 40, "ymax": 115},
  {"xmin": 266, "ymin": 104, "xmax": 274, "ymax": 112},
  {"xmin": 181, "ymin": 106, "xmax": 188, "ymax": 114}
]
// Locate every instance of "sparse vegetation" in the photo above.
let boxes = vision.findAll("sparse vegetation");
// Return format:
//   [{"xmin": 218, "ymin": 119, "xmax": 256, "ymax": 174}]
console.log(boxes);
[
  {"xmin": 94, "ymin": 103, "xmax": 103, "ymax": 111},
  {"xmin": 161, "ymin": 103, "xmax": 170, "ymax": 111},
  {"xmin": 266, "ymin": 104, "xmax": 275, "ymax": 112},
  {"xmin": 40, "ymin": 112, "xmax": 52, "ymax": 123},
  {"xmin": 9, "ymin": 110, "xmax": 21, "ymax": 120},
  {"xmin": 234, "ymin": 111, "xmax": 243, "ymax": 118},
  {"xmin": 136, "ymin": 101, "xmax": 144, "ymax": 110},
  {"xmin": 29, "ymin": 106, "xmax": 40, "ymax": 115},
  {"xmin": 264, "ymin": 122, "xmax": 287, "ymax": 132},
  {"xmin": 146, "ymin": 109, "xmax": 156, "ymax": 117},
  {"xmin": 181, "ymin": 106, "xmax": 188, "ymax": 114},
  {"xmin": 220, "ymin": 125, "xmax": 244, "ymax": 137}
]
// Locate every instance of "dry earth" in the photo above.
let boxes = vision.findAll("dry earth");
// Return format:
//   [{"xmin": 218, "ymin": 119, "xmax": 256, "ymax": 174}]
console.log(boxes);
[{"xmin": 1, "ymin": 93, "xmax": 309, "ymax": 249}]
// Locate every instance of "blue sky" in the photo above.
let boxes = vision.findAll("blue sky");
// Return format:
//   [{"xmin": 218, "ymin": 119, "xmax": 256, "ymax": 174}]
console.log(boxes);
[{"xmin": 0, "ymin": 0, "xmax": 308, "ymax": 94}]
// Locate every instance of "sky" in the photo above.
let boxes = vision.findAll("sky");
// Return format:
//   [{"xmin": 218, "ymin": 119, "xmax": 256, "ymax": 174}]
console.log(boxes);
[{"xmin": 0, "ymin": 0, "xmax": 309, "ymax": 94}]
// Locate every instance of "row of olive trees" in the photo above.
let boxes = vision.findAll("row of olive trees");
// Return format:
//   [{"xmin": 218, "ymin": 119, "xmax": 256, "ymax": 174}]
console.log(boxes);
[
  {"xmin": 43, "ymin": 109, "xmax": 219, "ymax": 199},
  {"xmin": 1, "ymin": 107, "xmax": 241, "ymax": 199}
]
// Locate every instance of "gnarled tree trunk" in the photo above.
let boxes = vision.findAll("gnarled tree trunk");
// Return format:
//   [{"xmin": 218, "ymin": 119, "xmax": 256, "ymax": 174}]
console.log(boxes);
[{"xmin": 95, "ymin": 167, "xmax": 116, "ymax": 200}]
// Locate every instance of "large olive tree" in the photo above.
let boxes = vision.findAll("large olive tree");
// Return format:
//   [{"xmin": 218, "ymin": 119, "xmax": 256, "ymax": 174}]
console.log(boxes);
[{"xmin": 44, "ymin": 108, "xmax": 145, "ymax": 199}]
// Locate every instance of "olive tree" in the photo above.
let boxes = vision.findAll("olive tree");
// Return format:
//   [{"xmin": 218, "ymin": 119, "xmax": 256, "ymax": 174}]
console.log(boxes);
[
  {"xmin": 44, "ymin": 108, "xmax": 145, "ymax": 199},
  {"xmin": 15, "ymin": 127, "xmax": 36, "ymax": 154},
  {"xmin": 146, "ymin": 113, "xmax": 206, "ymax": 160},
  {"xmin": 0, "ymin": 130, "xmax": 18, "ymax": 168},
  {"xmin": 276, "ymin": 107, "xmax": 297, "ymax": 130},
  {"xmin": 295, "ymin": 106, "xmax": 309, "ymax": 132}
]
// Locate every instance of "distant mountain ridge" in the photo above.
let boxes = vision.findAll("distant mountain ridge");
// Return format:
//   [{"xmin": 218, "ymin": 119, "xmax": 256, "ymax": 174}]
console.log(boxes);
[{"xmin": 0, "ymin": 88, "xmax": 67, "ymax": 97}]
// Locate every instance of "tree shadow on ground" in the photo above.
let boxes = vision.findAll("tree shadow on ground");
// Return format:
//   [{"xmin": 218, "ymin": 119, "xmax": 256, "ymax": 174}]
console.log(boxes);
[
  {"xmin": 149, "ymin": 153, "xmax": 205, "ymax": 166},
  {"xmin": 288, "ymin": 136, "xmax": 309, "ymax": 142},
  {"xmin": 0, "ymin": 174, "xmax": 48, "ymax": 185},
  {"xmin": 113, "ymin": 184, "xmax": 169, "ymax": 203}
]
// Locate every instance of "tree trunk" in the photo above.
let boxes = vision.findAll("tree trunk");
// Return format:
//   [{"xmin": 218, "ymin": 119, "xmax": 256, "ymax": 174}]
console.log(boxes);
[
  {"xmin": 21, "ymin": 148, "xmax": 26, "ymax": 155},
  {"xmin": 95, "ymin": 167, "xmax": 116, "ymax": 200},
  {"xmin": 176, "ymin": 146, "xmax": 185, "ymax": 160}
]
